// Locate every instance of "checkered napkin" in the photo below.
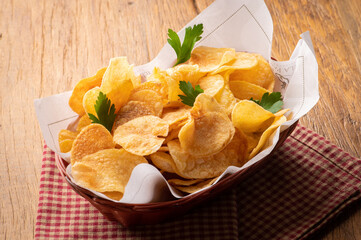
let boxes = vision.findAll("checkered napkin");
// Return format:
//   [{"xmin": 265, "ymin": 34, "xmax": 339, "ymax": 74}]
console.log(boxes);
[{"xmin": 35, "ymin": 124, "xmax": 361, "ymax": 240}]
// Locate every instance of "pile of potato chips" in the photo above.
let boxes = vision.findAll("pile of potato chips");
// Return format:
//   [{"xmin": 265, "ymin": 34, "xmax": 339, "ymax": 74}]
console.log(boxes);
[{"xmin": 58, "ymin": 46, "xmax": 289, "ymax": 200}]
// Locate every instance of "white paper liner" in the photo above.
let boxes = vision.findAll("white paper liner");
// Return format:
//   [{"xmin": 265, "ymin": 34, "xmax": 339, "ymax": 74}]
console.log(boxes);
[{"xmin": 34, "ymin": 0, "xmax": 318, "ymax": 203}]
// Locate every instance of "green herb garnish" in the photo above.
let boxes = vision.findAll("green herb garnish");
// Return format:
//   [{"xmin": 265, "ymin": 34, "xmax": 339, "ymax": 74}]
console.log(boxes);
[
  {"xmin": 88, "ymin": 91, "xmax": 116, "ymax": 132},
  {"xmin": 251, "ymin": 92, "xmax": 284, "ymax": 113},
  {"xmin": 167, "ymin": 23, "xmax": 204, "ymax": 66},
  {"xmin": 178, "ymin": 81, "xmax": 204, "ymax": 106}
]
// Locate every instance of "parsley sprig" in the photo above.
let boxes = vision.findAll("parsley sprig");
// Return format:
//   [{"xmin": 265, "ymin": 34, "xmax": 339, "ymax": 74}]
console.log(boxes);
[
  {"xmin": 251, "ymin": 92, "xmax": 284, "ymax": 114},
  {"xmin": 167, "ymin": 23, "xmax": 204, "ymax": 66},
  {"xmin": 178, "ymin": 81, "xmax": 204, "ymax": 106},
  {"xmin": 88, "ymin": 91, "xmax": 116, "ymax": 132}
]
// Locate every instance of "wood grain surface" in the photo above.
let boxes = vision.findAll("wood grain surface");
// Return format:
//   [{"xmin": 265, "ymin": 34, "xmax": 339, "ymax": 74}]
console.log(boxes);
[{"xmin": 0, "ymin": 0, "xmax": 360, "ymax": 239}]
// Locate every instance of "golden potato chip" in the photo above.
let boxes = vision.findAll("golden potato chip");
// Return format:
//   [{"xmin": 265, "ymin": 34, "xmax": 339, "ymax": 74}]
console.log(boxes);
[
  {"xmin": 166, "ymin": 64, "xmax": 206, "ymax": 86},
  {"xmin": 229, "ymin": 80, "xmax": 269, "ymax": 101},
  {"xmin": 71, "ymin": 148, "xmax": 148, "ymax": 193},
  {"xmin": 83, "ymin": 87, "xmax": 101, "ymax": 117},
  {"xmin": 76, "ymin": 114, "xmax": 92, "ymax": 132},
  {"xmin": 170, "ymin": 178, "xmax": 217, "ymax": 194},
  {"xmin": 168, "ymin": 178, "xmax": 205, "ymax": 186},
  {"xmin": 229, "ymin": 54, "xmax": 275, "ymax": 91},
  {"xmin": 113, "ymin": 116, "xmax": 169, "ymax": 156},
  {"xmin": 129, "ymin": 89, "xmax": 163, "ymax": 116},
  {"xmin": 68, "ymin": 67, "xmax": 106, "ymax": 116},
  {"xmin": 168, "ymin": 131, "xmax": 246, "ymax": 179},
  {"xmin": 101, "ymin": 57, "xmax": 135, "ymax": 112},
  {"xmin": 214, "ymin": 85, "xmax": 237, "ymax": 116},
  {"xmin": 150, "ymin": 152, "xmax": 176, "ymax": 173},
  {"xmin": 102, "ymin": 191, "xmax": 123, "ymax": 201},
  {"xmin": 161, "ymin": 107, "xmax": 190, "ymax": 130},
  {"xmin": 249, "ymin": 116, "xmax": 287, "ymax": 159},
  {"xmin": 232, "ymin": 100, "xmax": 275, "ymax": 133},
  {"xmin": 178, "ymin": 112, "xmax": 235, "ymax": 157},
  {"xmin": 113, "ymin": 101, "xmax": 157, "ymax": 130},
  {"xmin": 59, "ymin": 139, "xmax": 74, "ymax": 153},
  {"xmin": 198, "ymin": 74, "xmax": 224, "ymax": 97},
  {"xmin": 211, "ymin": 52, "xmax": 258, "ymax": 75},
  {"xmin": 178, "ymin": 94, "xmax": 235, "ymax": 157},
  {"xmin": 71, "ymin": 123, "xmax": 115, "ymax": 165},
  {"xmin": 188, "ymin": 46, "xmax": 236, "ymax": 73},
  {"xmin": 158, "ymin": 146, "xmax": 169, "ymax": 152},
  {"xmin": 58, "ymin": 129, "xmax": 78, "ymax": 142}
]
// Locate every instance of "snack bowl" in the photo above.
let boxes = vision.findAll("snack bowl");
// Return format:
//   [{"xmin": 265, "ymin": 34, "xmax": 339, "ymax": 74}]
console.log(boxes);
[{"xmin": 55, "ymin": 120, "xmax": 298, "ymax": 227}]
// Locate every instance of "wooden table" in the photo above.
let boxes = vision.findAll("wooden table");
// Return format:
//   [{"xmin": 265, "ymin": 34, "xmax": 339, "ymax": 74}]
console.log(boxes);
[{"xmin": 1, "ymin": 0, "xmax": 360, "ymax": 239}]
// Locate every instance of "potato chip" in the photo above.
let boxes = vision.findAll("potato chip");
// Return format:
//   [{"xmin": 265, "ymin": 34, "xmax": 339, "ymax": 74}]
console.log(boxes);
[
  {"xmin": 167, "ymin": 178, "xmax": 205, "ymax": 186},
  {"xmin": 198, "ymin": 74, "xmax": 224, "ymax": 97},
  {"xmin": 211, "ymin": 52, "xmax": 258, "ymax": 75},
  {"xmin": 214, "ymin": 85, "xmax": 237, "ymax": 116},
  {"xmin": 232, "ymin": 100, "xmax": 275, "ymax": 133},
  {"xmin": 68, "ymin": 67, "xmax": 106, "ymax": 116},
  {"xmin": 129, "ymin": 89, "xmax": 163, "ymax": 116},
  {"xmin": 101, "ymin": 57, "xmax": 135, "ymax": 112},
  {"xmin": 229, "ymin": 54, "xmax": 275, "ymax": 91},
  {"xmin": 229, "ymin": 80, "xmax": 269, "ymax": 101},
  {"xmin": 112, "ymin": 101, "xmax": 157, "ymax": 131},
  {"xmin": 71, "ymin": 123, "xmax": 115, "ymax": 165},
  {"xmin": 59, "ymin": 139, "xmax": 74, "ymax": 153},
  {"xmin": 58, "ymin": 129, "xmax": 78, "ymax": 142},
  {"xmin": 188, "ymin": 46, "xmax": 236, "ymax": 73},
  {"xmin": 113, "ymin": 116, "xmax": 169, "ymax": 156},
  {"xmin": 82, "ymin": 86, "xmax": 101, "ymax": 117},
  {"xmin": 249, "ymin": 116, "xmax": 287, "ymax": 159},
  {"xmin": 76, "ymin": 114, "xmax": 92, "ymax": 132},
  {"xmin": 168, "ymin": 131, "xmax": 246, "ymax": 179},
  {"xmin": 178, "ymin": 94, "xmax": 235, "ymax": 157},
  {"xmin": 170, "ymin": 178, "xmax": 217, "ymax": 194},
  {"xmin": 71, "ymin": 148, "xmax": 148, "ymax": 193},
  {"xmin": 150, "ymin": 152, "xmax": 176, "ymax": 173},
  {"xmin": 161, "ymin": 107, "xmax": 190, "ymax": 130},
  {"xmin": 102, "ymin": 191, "xmax": 123, "ymax": 201},
  {"xmin": 166, "ymin": 64, "xmax": 206, "ymax": 86}
]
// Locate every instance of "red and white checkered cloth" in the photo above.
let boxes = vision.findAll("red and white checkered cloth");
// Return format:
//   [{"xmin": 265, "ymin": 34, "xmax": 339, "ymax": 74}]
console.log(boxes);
[{"xmin": 35, "ymin": 124, "xmax": 361, "ymax": 240}]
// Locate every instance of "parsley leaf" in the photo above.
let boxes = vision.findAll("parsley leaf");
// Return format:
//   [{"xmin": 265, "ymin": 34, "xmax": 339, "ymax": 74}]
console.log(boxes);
[
  {"xmin": 167, "ymin": 23, "xmax": 204, "ymax": 66},
  {"xmin": 87, "ymin": 91, "xmax": 116, "ymax": 132},
  {"xmin": 251, "ymin": 92, "xmax": 284, "ymax": 114},
  {"xmin": 178, "ymin": 81, "xmax": 204, "ymax": 106}
]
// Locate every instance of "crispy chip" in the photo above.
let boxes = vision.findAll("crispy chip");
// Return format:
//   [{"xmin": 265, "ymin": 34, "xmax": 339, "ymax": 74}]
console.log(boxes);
[
  {"xmin": 166, "ymin": 64, "xmax": 206, "ymax": 86},
  {"xmin": 102, "ymin": 191, "xmax": 123, "ymax": 201},
  {"xmin": 100, "ymin": 57, "xmax": 135, "ymax": 112},
  {"xmin": 249, "ymin": 116, "xmax": 287, "ymax": 159},
  {"xmin": 68, "ymin": 68, "xmax": 106, "ymax": 116},
  {"xmin": 161, "ymin": 107, "xmax": 190, "ymax": 130},
  {"xmin": 178, "ymin": 94, "xmax": 234, "ymax": 157},
  {"xmin": 198, "ymin": 74, "xmax": 224, "ymax": 97},
  {"xmin": 168, "ymin": 131, "xmax": 246, "ymax": 179},
  {"xmin": 113, "ymin": 116, "xmax": 169, "ymax": 156},
  {"xmin": 170, "ymin": 178, "xmax": 217, "ymax": 194},
  {"xmin": 58, "ymin": 129, "xmax": 78, "ymax": 142},
  {"xmin": 83, "ymin": 87, "xmax": 101, "ymax": 117},
  {"xmin": 113, "ymin": 101, "xmax": 157, "ymax": 130},
  {"xmin": 229, "ymin": 54, "xmax": 275, "ymax": 91},
  {"xmin": 129, "ymin": 89, "xmax": 163, "ymax": 116},
  {"xmin": 150, "ymin": 152, "xmax": 176, "ymax": 173},
  {"xmin": 229, "ymin": 80, "xmax": 269, "ymax": 101},
  {"xmin": 211, "ymin": 52, "xmax": 258, "ymax": 75},
  {"xmin": 76, "ymin": 114, "xmax": 92, "ymax": 132},
  {"xmin": 188, "ymin": 46, "xmax": 236, "ymax": 73},
  {"xmin": 232, "ymin": 100, "xmax": 275, "ymax": 133},
  {"xmin": 71, "ymin": 124, "xmax": 115, "ymax": 165},
  {"xmin": 59, "ymin": 139, "xmax": 74, "ymax": 153},
  {"xmin": 71, "ymin": 148, "xmax": 147, "ymax": 193}
]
